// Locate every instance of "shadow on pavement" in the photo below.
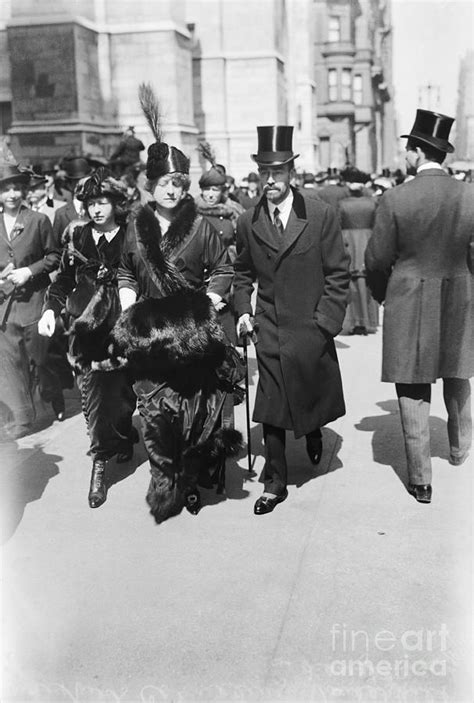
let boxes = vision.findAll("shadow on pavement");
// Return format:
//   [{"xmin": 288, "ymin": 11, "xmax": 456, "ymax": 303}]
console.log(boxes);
[
  {"xmin": 0, "ymin": 441, "xmax": 62, "ymax": 544},
  {"xmin": 356, "ymin": 399, "xmax": 450, "ymax": 486}
]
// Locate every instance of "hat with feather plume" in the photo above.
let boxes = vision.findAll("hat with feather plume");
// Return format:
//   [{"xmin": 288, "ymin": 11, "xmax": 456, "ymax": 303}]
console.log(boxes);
[
  {"xmin": 197, "ymin": 141, "xmax": 226, "ymax": 188},
  {"xmin": 0, "ymin": 138, "xmax": 31, "ymax": 187},
  {"xmin": 139, "ymin": 83, "xmax": 190, "ymax": 180}
]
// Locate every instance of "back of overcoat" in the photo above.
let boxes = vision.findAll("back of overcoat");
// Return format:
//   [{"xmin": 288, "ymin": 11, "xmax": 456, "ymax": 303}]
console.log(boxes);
[
  {"xmin": 365, "ymin": 170, "xmax": 474, "ymax": 383},
  {"xmin": 234, "ymin": 188, "xmax": 350, "ymax": 438}
]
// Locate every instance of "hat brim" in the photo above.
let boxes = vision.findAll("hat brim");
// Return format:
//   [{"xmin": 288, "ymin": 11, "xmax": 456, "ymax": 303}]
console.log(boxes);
[
  {"xmin": 251, "ymin": 153, "xmax": 299, "ymax": 167},
  {"xmin": 0, "ymin": 173, "xmax": 31, "ymax": 187},
  {"xmin": 401, "ymin": 132, "xmax": 454, "ymax": 154}
]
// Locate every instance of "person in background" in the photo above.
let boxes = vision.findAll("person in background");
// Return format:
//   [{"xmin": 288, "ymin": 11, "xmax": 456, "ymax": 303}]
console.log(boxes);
[
  {"xmin": 53, "ymin": 157, "xmax": 93, "ymax": 243},
  {"xmin": 238, "ymin": 171, "xmax": 262, "ymax": 210},
  {"xmin": 26, "ymin": 171, "xmax": 63, "ymax": 225},
  {"xmin": 338, "ymin": 167, "xmax": 379, "ymax": 335},
  {"xmin": 38, "ymin": 168, "xmax": 138, "ymax": 509},
  {"xmin": 0, "ymin": 161, "xmax": 62, "ymax": 439},
  {"xmin": 365, "ymin": 109, "xmax": 474, "ymax": 504},
  {"xmin": 234, "ymin": 125, "xmax": 350, "ymax": 515}
]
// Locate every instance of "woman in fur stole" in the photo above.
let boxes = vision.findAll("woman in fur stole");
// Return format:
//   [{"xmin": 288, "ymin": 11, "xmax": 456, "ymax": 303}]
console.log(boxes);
[
  {"xmin": 115, "ymin": 84, "xmax": 243, "ymax": 523},
  {"xmin": 38, "ymin": 168, "xmax": 138, "ymax": 508}
]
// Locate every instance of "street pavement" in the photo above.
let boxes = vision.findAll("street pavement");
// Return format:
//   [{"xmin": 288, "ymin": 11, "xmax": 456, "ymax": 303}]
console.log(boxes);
[{"xmin": 1, "ymin": 328, "xmax": 472, "ymax": 703}]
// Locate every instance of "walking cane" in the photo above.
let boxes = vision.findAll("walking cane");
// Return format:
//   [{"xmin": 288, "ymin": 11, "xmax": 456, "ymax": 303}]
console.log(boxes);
[{"xmin": 242, "ymin": 331, "xmax": 253, "ymax": 474}]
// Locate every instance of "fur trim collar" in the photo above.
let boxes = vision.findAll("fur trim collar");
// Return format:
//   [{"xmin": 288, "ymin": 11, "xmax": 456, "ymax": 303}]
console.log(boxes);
[
  {"xmin": 146, "ymin": 194, "xmax": 198, "ymax": 257},
  {"xmin": 134, "ymin": 205, "xmax": 189, "ymax": 295}
]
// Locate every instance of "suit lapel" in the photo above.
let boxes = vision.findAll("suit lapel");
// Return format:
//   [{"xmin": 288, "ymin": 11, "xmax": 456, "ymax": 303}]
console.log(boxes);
[
  {"xmin": 1, "ymin": 204, "xmax": 30, "ymax": 243},
  {"xmin": 252, "ymin": 205, "xmax": 280, "ymax": 252},
  {"xmin": 275, "ymin": 209, "xmax": 308, "ymax": 265},
  {"xmin": 0, "ymin": 213, "xmax": 8, "ymax": 244}
]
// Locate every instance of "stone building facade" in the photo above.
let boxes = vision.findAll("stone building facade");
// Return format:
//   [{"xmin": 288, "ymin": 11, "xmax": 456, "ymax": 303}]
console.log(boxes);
[
  {"xmin": 314, "ymin": 0, "xmax": 395, "ymax": 173},
  {"xmin": 0, "ymin": 0, "xmax": 395, "ymax": 178},
  {"xmin": 455, "ymin": 51, "xmax": 474, "ymax": 161}
]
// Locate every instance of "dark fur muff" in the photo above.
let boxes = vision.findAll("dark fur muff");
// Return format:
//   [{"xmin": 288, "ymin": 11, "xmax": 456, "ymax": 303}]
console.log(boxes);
[{"xmin": 111, "ymin": 289, "xmax": 227, "ymax": 392}]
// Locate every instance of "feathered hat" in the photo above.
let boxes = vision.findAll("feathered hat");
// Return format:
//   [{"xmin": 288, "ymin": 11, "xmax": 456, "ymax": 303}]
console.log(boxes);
[
  {"xmin": 197, "ymin": 141, "xmax": 226, "ymax": 188},
  {"xmin": 76, "ymin": 166, "xmax": 128, "ymax": 203},
  {"xmin": 139, "ymin": 83, "xmax": 190, "ymax": 180}
]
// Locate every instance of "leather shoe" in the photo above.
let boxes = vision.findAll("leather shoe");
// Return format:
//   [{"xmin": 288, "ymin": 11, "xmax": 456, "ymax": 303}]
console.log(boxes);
[
  {"xmin": 88, "ymin": 459, "xmax": 108, "ymax": 508},
  {"xmin": 407, "ymin": 483, "xmax": 432, "ymax": 503},
  {"xmin": 254, "ymin": 490, "xmax": 288, "ymax": 515},
  {"xmin": 52, "ymin": 396, "xmax": 65, "ymax": 422},
  {"xmin": 306, "ymin": 435, "xmax": 323, "ymax": 465},
  {"xmin": 185, "ymin": 490, "xmax": 201, "ymax": 515}
]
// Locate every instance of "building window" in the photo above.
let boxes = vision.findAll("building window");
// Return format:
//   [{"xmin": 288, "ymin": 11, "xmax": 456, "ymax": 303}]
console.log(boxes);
[
  {"xmin": 328, "ymin": 69, "xmax": 338, "ymax": 102},
  {"xmin": 328, "ymin": 16, "xmax": 341, "ymax": 42},
  {"xmin": 341, "ymin": 69, "xmax": 352, "ymax": 101},
  {"xmin": 353, "ymin": 74, "xmax": 363, "ymax": 105}
]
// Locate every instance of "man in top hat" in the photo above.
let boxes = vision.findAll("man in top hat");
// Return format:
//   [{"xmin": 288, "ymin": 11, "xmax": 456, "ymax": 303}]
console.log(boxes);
[
  {"xmin": 238, "ymin": 171, "xmax": 262, "ymax": 210},
  {"xmin": 365, "ymin": 109, "xmax": 474, "ymax": 504},
  {"xmin": 0, "ymin": 162, "xmax": 62, "ymax": 438},
  {"xmin": 234, "ymin": 125, "xmax": 350, "ymax": 514}
]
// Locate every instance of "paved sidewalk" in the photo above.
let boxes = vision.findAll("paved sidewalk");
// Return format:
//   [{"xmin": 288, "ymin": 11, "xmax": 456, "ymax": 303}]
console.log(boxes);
[{"xmin": 1, "ymin": 330, "xmax": 472, "ymax": 703}]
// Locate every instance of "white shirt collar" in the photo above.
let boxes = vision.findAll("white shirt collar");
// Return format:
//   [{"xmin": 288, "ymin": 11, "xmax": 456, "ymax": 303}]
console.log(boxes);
[
  {"xmin": 267, "ymin": 188, "xmax": 294, "ymax": 229},
  {"xmin": 417, "ymin": 162, "xmax": 444, "ymax": 173},
  {"xmin": 92, "ymin": 226, "xmax": 120, "ymax": 244}
]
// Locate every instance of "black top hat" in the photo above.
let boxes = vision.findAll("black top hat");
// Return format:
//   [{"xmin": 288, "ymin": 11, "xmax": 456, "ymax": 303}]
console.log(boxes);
[
  {"xmin": 0, "ymin": 164, "xmax": 31, "ymax": 188},
  {"xmin": 61, "ymin": 156, "xmax": 94, "ymax": 180},
  {"xmin": 251, "ymin": 126, "xmax": 299, "ymax": 166},
  {"xmin": 401, "ymin": 109, "xmax": 455, "ymax": 153}
]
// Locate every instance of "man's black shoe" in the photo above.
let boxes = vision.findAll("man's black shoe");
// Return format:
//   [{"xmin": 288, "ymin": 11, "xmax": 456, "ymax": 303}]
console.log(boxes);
[
  {"xmin": 306, "ymin": 432, "xmax": 323, "ymax": 465},
  {"xmin": 254, "ymin": 490, "xmax": 288, "ymax": 515},
  {"xmin": 407, "ymin": 483, "xmax": 432, "ymax": 503}
]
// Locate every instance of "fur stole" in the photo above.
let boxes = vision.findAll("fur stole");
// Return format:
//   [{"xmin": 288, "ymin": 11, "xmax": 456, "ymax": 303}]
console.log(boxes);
[
  {"xmin": 111, "ymin": 289, "xmax": 227, "ymax": 393},
  {"xmin": 195, "ymin": 195, "xmax": 243, "ymax": 224},
  {"xmin": 133, "ymin": 205, "xmax": 190, "ymax": 296}
]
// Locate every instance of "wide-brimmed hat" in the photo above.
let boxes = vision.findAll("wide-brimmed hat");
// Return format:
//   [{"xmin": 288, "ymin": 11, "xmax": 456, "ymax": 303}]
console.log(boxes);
[
  {"xmin": 401, "ymin": 109, "xmax": 455, "ymax": 153},
  {"xmin": 251, "ymin": 126, "xmax": 299, "ymax": 166},
  {"xmin": 75, "ymin": 167, "xmax": 127, "ymax": 203},
  {"xmin": 0, "ymin": 164, "xmax": 31, "ymax": 188},
  {"xmin": 60, "ymin": 156, "xmax": 94, "ymax": 180}
]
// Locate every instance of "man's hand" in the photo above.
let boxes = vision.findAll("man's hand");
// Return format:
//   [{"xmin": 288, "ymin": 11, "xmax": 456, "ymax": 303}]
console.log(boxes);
[
  {"xmin": 7, "ymin": 267, "xmax": 32, "ymax": 286},
  {"xmin": 236, "ymin": 313, "xmax": 253, "ymax": 340},
  {"xmin": 38, "ymin": 309, "xmax": 56, "ymax": 337}
]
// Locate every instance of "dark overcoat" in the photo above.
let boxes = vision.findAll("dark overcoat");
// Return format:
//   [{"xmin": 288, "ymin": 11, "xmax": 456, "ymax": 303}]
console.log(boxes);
[
  {"xmin": 234, "ymin": 188, "xmax": 350, "ymax": 437},
  {"xmin": 0, "ymin": 205, "xmax": 59, "ymax": 326},
  {"xmin": 365, "ymin": 169, "xmax": 474, "ymax": 383}
]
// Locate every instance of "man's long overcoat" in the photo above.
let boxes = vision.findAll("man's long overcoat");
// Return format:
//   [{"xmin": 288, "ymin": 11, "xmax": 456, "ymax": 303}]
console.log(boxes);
[
  {"xmin": 234, "ymin": 188, "xmax": 350, "ymax": 438},
  {"xmin": 365, "ymin": 170, "xmax": 474, "ymax": 383}
]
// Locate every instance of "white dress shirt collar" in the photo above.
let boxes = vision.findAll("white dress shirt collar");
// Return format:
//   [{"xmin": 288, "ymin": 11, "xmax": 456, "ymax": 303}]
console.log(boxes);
[
  {"xmin": 417, "ymin": 162, "xmax": 444, "ymax": 173},
  {"xmin": 267, "ymin": 188, "xmax": 294, "ymax": 229}
]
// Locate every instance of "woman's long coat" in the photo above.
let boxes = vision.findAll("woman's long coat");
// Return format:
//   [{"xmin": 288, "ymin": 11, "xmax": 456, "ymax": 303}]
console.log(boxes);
[
  {"xmin": 365, "ymin": 169, "xmax": 474, "ymax": 383},
  {"xmin": 234, "ymin": 188, "xmax": 350, "ymax": 438}
]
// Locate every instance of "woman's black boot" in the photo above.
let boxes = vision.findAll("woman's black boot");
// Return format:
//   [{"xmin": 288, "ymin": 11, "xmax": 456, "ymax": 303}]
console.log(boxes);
[{"xmin": 88, "ymin": 459, "xmax": 108, "ymax": 508}]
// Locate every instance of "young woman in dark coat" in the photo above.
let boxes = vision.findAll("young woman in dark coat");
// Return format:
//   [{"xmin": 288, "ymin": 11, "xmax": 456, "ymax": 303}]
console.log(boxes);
[
  {"xmin": 38, "ymin": 169, "xmax": 137, "ymax": 508},
  {"xmin": 115, "ymin": 84, "xmax": 242, "ymax": 524}
]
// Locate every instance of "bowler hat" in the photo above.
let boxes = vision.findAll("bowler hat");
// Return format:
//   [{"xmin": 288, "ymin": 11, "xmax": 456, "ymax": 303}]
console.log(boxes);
[
  {"xmin": 61, "ymin": 156, "xmax": 94, "ymax": 180},
  {"xmin": 0, "ymin": 164, "xmax": 30, "ymax": 187},
  {"xmin": 251, "ymin": 126, "xmax": 299, "ymax": 166},
  {"xmin": 401, "ymin": 109, "xmax": 454, "ymax": 153}
]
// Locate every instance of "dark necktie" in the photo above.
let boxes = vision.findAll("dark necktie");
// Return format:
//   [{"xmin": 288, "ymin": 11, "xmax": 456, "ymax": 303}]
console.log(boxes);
[
  {"xmin": 273, "ymin": 207, "xmax": 284, "ymax": 236},
  {"xmin": 96, "ymin": 235, "xmax": 107, "ymax": 253}
]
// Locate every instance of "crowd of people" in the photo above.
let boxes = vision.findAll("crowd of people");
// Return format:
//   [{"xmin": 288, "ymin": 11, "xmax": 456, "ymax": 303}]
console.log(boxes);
[{"xmin": 0, "ymin": 98, "xmax": 472, "ymax": 519}]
